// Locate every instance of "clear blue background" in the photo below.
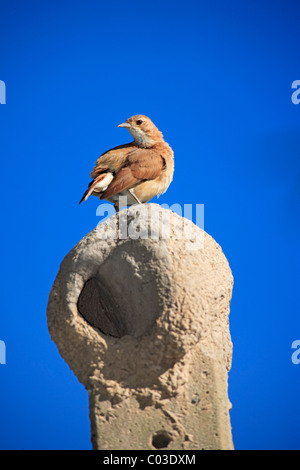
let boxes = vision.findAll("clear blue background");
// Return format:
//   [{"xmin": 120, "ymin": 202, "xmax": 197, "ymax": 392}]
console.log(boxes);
[{"xmin": 1, "ymin": 0, "xmax": 299, "ymax": 450}]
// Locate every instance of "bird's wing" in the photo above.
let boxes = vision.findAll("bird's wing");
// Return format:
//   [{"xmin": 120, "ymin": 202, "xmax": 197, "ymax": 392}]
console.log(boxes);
[
  {"xmin": 90, "ymin": 143, "xmax": 134, "ymax": 179},
  {"xmin": 101, "ymin": 148, "xmax": 165, "ymax": 199},
  {"xmin": 80, "ymin": 143, "xmax": 135, "ymax": 204}
]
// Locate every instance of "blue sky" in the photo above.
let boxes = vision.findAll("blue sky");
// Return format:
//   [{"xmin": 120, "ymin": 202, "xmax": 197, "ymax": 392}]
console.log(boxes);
[{"xmin": 0, "ymin": 0, "xmax": 299, "ymax": 450}]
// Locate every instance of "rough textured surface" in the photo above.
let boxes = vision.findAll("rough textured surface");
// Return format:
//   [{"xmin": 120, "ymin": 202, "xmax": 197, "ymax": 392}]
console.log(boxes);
[{"xmin": 47, "ymin": 203, "xmax": 234, "ymax": 450}]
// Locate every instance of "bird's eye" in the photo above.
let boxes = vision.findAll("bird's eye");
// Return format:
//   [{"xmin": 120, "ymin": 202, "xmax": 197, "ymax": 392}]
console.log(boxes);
[{"xmin": 136, "ymin": 119, "xmax": 143, "ymax": 125}]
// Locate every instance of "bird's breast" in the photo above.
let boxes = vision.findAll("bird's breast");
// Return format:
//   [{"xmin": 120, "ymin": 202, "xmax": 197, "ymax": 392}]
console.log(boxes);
[{"xmin": 134, "ymin": 167, "xmax": 173, "ymax": 202}]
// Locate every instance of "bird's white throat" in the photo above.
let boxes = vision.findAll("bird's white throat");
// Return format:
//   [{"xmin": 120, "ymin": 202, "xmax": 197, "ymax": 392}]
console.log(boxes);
[{"xmin": 129, "ymin": 128, "xmax": 154, "ymax": 147}]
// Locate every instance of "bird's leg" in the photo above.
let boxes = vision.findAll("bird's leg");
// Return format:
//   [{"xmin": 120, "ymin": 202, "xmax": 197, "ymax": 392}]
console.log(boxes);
[
  {"xmin": 128, "ymin": 189, "xmax": 142, "ymax": 205},
  {"xmin": 114, "ymin": 202, "xmax": 121, "ymax": 241}
]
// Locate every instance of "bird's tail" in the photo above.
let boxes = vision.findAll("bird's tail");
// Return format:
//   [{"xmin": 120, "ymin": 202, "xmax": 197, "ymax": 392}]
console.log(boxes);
[{"xmin": 79, "ymin": 172, "xmax": 114, "ymax": 204}]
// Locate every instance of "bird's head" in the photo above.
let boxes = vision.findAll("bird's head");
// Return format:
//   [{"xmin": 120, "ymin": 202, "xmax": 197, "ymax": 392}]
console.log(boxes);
[{"xmin": 118, "ymin": 115, "xmax": 163, "ymax": 147}]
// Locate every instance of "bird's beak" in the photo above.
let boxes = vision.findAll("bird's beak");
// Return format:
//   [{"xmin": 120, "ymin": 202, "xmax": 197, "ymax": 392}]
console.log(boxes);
[{"xmin": 118, "ymin": 122, "xmax": 131, "ymax": 128}]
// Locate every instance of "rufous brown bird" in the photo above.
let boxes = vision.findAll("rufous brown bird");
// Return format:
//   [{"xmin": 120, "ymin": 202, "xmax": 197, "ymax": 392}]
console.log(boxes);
[{"xmin": 79, "ymin": 115, "xmax": 174, "ymax": 211}]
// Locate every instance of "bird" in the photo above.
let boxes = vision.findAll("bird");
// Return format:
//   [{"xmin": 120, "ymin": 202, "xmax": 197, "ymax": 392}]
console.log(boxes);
[{"xmin": 79, "ymin": 115, "xmax": 174, "ymax": 212}]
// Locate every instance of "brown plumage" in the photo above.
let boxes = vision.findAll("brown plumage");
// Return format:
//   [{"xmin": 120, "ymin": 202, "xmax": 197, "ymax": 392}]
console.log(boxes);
[{"xmin": 79, "ymin": 115, "xmax": 174, "ymax": 211}]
